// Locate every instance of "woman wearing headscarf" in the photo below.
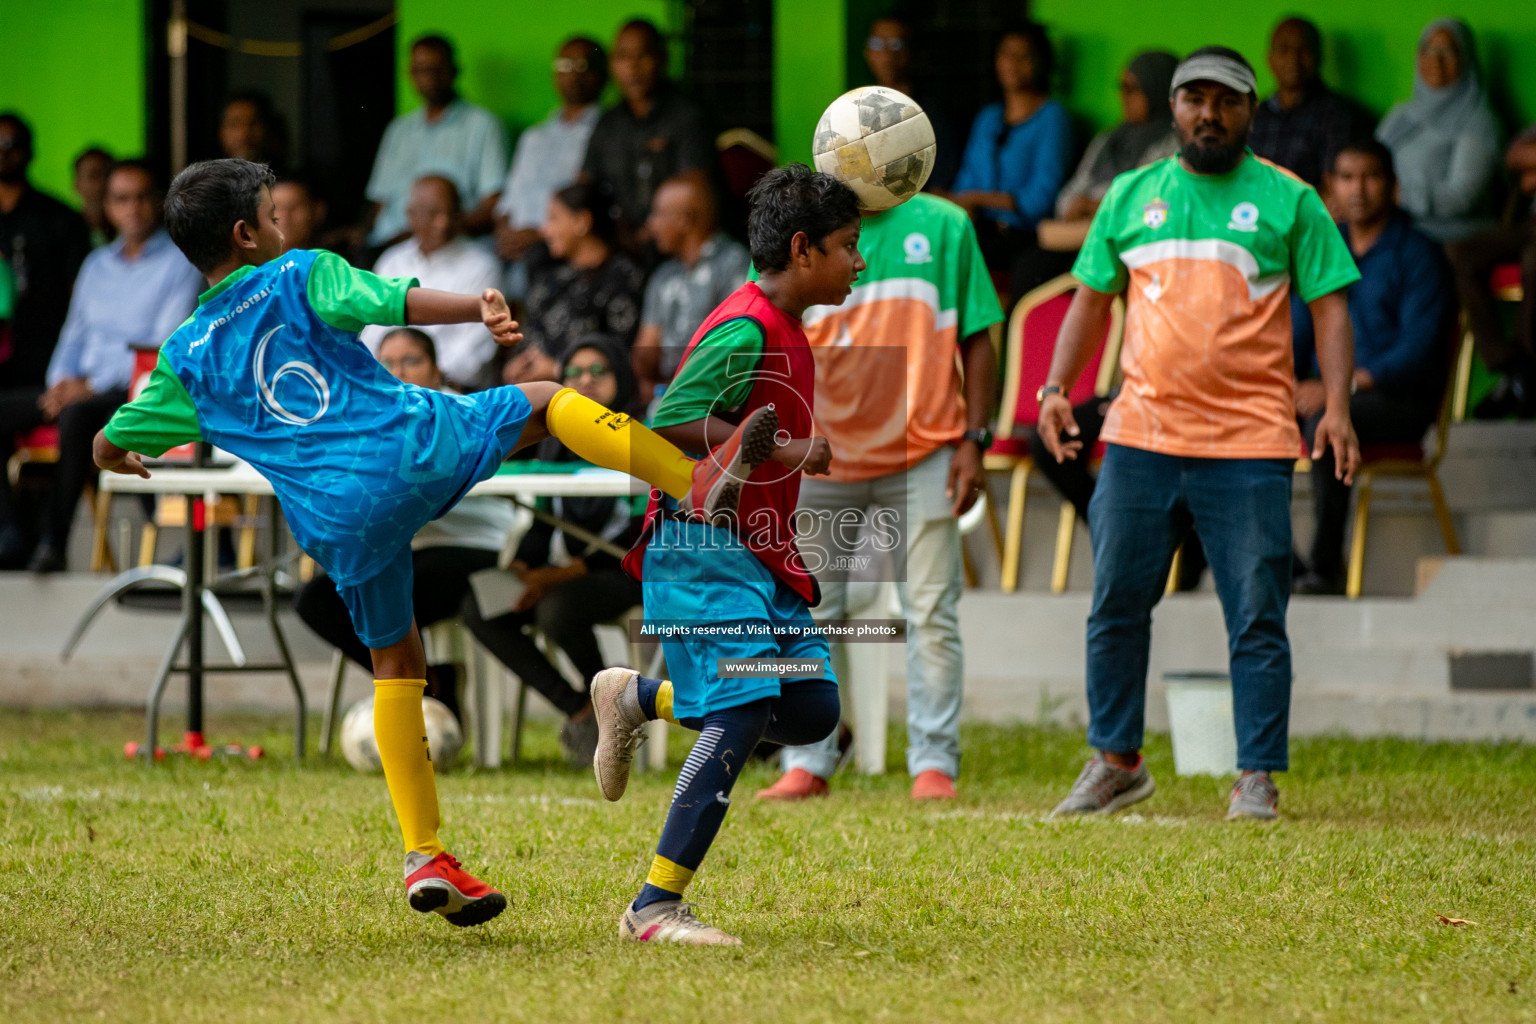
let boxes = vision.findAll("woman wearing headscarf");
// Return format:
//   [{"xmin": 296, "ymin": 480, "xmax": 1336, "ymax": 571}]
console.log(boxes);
[
  {"xmin": 1055, "ymin": 51, "xmax": 1180, "ymax": 222},
  {"xmin": 461, "ymin": 334, "xmax": 645, "ymax": 766},
  {"xmin": 1376, "ymin": 18, "xmax": 1502, "ymax": 243}
]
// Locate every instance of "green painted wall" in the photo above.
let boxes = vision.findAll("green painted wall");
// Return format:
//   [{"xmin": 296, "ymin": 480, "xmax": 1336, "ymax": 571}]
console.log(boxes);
[
  {"xmin": 0, "ymin": 0, "xmax": 147, "ymax": 204},
  {"xmin": 1031, "ymin": 0, "xmax": 1536, "ymax": 136},
  {"xmin": 774, "ymin": 0, "xmax": 848, "ymax": 165}
]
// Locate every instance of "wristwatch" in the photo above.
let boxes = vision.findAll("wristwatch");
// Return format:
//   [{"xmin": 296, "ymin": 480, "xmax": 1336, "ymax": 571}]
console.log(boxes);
[
  {"xmin": 1037, "ymin": 383, "xmax": 1064, "ymax": 404},
  {"xmin": 961, "ymin": 427, "xmax": 993, "ymax": 450}
]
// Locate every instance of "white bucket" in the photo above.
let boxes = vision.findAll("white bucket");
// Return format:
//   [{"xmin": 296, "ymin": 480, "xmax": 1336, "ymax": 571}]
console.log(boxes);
[{"xmin": 1163, "ymin": 672, "xmax": 1238, "ymax": 776}]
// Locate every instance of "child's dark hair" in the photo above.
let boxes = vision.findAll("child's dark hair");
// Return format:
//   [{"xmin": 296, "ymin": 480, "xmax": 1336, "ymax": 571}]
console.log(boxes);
[
  {"xmin": 379, "ymin": 326, "xmax": 438, "ymax": 366},
  {"xmin": 165, "ymin": 158, "xmax": 277, "ymax": 273},
  {"xmin": 746, "ymin": 163, "xmax": 860, "ymax": 273},
  {"xmin": 551, "ymin": 182, "xmax": 617, "ymax": 246}
]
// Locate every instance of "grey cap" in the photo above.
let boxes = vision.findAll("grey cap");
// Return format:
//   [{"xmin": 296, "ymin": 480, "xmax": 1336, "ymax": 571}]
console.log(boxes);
[{"xmin": 1170, "ymin": 52, "xmax": 1257, "ymax": 98}]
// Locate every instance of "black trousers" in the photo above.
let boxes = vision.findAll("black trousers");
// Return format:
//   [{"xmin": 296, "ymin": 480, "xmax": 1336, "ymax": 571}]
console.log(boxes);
[
  {"xmin": 294, "ymin": 545, "xmax": 499, "ymax": 669},
  {"xmin": 1028, "ymin": 394, "xmax": 1207, "ymax": 587},
  {"xmin": 1300, "ymin": 390, "xmax": 1436, "ymax": 577},
  {"xmin": 973, "ymin": 219, "xmax": 1077, "ymax": 308},
  {"xmin": 0, "ymin": 386, "xmax": 128, "ymax": 549},
  {"xmin": 460, "ymin": 567, "xmax": 643, "ymax": 718},
  {"xmin": 1448, "ymin": 222, "xmax": 1536, "ymax": 374}
]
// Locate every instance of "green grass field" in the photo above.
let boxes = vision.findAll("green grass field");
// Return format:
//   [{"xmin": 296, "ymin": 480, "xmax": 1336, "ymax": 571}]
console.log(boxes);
[{"xmin": 2, "ymin": 709, "xmax": 1532, "ymax": 1023}]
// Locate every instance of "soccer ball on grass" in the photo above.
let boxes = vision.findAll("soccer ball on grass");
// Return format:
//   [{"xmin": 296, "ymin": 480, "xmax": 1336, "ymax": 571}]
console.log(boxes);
[{"xmin": 340, "ymin": 695, "xmax": 463, "ymax": 773}]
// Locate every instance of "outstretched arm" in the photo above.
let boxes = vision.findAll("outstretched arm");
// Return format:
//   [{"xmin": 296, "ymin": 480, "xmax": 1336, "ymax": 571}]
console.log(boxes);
[
  {"xmin": 93, "ymin": 431, "xmax": 151, "ymax": 479},
  {"xmin": 406, "ymin": 287, "xmax": 522, "ymax": 347}
]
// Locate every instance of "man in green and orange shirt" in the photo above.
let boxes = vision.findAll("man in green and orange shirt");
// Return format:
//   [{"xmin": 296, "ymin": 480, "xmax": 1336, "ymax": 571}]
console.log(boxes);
[{"xmin": 1038, "ymin": 48, "xmax": 1361, "ymax": 821}]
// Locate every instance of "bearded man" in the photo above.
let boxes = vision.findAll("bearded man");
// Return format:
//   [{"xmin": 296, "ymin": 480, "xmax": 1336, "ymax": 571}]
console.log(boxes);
[{"xmin": 1035, "ymin": 47, "xmax": 1362, "ymax": 821}]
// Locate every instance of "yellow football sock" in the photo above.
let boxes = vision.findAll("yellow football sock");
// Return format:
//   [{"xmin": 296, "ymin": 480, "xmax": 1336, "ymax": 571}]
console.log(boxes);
[
  {"xmin": 373, "ymin": 678, "xmax": 445, "ymax": 857},
  {"xmin": 544, "ymin": 387, "xmax": 693, "ymax": 500},
  {"xmin": 655, "ymin": 679, "xmax": 676, "ymax": 723},
  {"xmin": 645, "ymin": 854, "xmax": 695, "ymax": 896}
]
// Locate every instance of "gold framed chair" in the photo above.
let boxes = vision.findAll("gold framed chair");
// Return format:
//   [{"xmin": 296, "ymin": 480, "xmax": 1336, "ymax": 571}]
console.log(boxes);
[
  {"xmin": 1345, "ymin": 332, "xmax": 1465, "ymax": 599},
  {"xmin": 984, "ymin": 274, "xmax": 1123, "ymax": 593}
]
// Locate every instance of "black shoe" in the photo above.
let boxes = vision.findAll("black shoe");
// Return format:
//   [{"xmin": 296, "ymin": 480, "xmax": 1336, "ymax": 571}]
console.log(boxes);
[
  {"xmin": 26, "ymin": 543, "xmax": 67, "ymax": 574},
  {"xmin": 424, "ymin": 663, "xmax": 461, "ymax": 725},
  {"xmin": 0, "ymin": 526, "xmax": 30, "ymax": 570},
  {"xmin": 1292, "ymin": 570, "xmax": 1344, "ymax": 596},
  {"xmin": 1474, "ymin": 374, "xmax": 1525, "ymax": 420}
]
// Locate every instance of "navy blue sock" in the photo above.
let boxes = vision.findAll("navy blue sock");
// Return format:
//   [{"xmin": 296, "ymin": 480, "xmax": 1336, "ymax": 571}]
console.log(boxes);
[
  {"xmin": 632, "ymin": 699, "xmax": 771, "ymax": 911},
  {"xmin": 635, "ymin": 675, "xmax": 664, "ymax": 720}
]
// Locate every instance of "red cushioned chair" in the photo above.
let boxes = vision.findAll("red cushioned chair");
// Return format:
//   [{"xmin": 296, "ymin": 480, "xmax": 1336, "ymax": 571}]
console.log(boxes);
[
  {"xmin": 1343, "ymin": 326, "xmax": 1465, "ymax": 599},
  {"xmin": 1490, "ymin": 262, "xmax": 1525, "ymax": 303},
  {"xmin": 8, "ymin": 424, "xmax": 59, "ymax": 485},
  {"xmin": 984, "ymin": 274, "xmax": 1123, "ymax": 593}
]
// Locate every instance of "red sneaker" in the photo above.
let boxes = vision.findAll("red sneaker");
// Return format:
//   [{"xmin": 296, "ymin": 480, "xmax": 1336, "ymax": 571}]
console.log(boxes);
[
  {"xmin": 680, "ymin": 406, "xmax": 780, "ymax": 525},
  {"xmin": 405, "ymin": 851, "xmax": 507, "ymax": 927},
  {"xmin": 755, "ymin": 767, "xmax": 829, "ymax": 801},
  {"xmin": 910, "ymin": 769, "xmax": 957, "ymax": 801}
]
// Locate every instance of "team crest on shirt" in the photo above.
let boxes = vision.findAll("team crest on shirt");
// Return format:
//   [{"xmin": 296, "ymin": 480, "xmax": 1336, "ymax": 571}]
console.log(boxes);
[
  {"xmin": 1228, "ymin": 201, "xmax": 1260, "ymax": 232},
  {"xmin": 903, "ymin": 232, "xmax": 933, "ymax": 264},
  {"xmin": 1142, "ymin": 198, "xmax": 1168, "ymax": 228}
]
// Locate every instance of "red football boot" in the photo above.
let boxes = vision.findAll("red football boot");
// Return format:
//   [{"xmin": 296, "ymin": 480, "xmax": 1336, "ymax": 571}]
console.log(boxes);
[
  {"xmin": 679, "ymin": 405, "xmax": 780, "ymax": 525},
  {"xmin": 405, "ymin": 851, "xmax": 507, "ymax": 927}
]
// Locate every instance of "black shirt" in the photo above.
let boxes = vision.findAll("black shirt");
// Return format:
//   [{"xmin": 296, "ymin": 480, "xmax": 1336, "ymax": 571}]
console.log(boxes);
[
  {"xmin": 1249, "ymin": 84, "xmax": 1374, "ymax": 189},
  {"xmin": 0, "ymin": 185, "xmax": 91, "ymax": 388},
  {"xmin": 521, "ymin": 243, "xmax": 646, "ymax": 360},
  {"xmin": 581, "ymin": 85, "xmax": 714, "ymax": 230}
]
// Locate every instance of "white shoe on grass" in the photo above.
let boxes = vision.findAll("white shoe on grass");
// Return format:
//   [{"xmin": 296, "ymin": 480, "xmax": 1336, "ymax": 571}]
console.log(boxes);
[
  {"xmin": 591, "ymin": 667, "xmax": 648, "ymax": 801},
  {"xmin": 619, "ymin": 900, "xmax": 741, "ymax": 946}
]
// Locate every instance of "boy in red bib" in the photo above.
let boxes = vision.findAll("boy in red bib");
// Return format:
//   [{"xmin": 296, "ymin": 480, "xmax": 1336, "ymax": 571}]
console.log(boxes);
[{"xmin": 589, "ymin": 165, "xmax": 865, "ymax": 945}]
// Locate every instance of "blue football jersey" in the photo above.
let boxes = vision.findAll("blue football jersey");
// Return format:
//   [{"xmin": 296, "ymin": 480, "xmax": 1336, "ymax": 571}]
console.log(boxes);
[{"xmin": 106, "ymin": 249, "xmax": 529, "ymax": 586}]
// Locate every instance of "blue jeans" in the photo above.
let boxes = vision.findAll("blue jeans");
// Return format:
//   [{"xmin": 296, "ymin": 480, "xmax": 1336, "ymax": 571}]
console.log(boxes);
[{"xmin": 1086, "ymin": 445, "xmax": 1293, "ymax": 771}]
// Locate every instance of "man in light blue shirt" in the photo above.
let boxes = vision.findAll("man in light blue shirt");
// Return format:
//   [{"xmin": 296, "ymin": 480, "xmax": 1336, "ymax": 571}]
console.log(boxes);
[
  {"xmin": 493, "ymin": 38, "xmax": 606, "ymax": 265},
  {"xmin": 0, "ymin": 159, "xmax": 201, "ymax": 571},
  {"xmin": 364, "ymin": 35, "xmax": 508, "ymax": 248}
]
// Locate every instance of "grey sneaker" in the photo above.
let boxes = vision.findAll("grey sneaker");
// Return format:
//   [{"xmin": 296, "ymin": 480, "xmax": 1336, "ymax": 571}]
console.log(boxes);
[
  {"xmin": 619, "ymin": 900, "xmax": 741, "ymax": 946},
  {"xmin": 1051, "ymin": 754, "xmax": 1156, "ymax": 816},
  {"xmin": 591, "ymin": 668, "xmax": 648, "ymax": 801},
  {"xmin": 559, "ymin": 713, "xmax": 600, "ymax": 769},
  {"xmin": 1227, "ymin": 771, "xmax": 1279, "ymax": 820}
]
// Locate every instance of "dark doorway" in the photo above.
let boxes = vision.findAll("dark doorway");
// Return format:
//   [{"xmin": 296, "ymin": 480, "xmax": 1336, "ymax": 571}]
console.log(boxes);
[
  {"xmin": 145, "ymin": 0, "xmax": 394, "ymax": 224},
  {"xmin": 684, "ymin": 0, "xmax": 774, "ymax": 141},
  {"xmin": 301, "ymin": 13, "xmax": 396, "ymax": 225}
]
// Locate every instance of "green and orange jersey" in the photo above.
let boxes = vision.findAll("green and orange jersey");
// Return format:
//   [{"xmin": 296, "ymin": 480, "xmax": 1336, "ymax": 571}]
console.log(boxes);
[
  {"xmin": 1073, "ymin": 151, "xmax": 1360, "ymax": 460},
  {"xmin": 791, "ymin": 194, "xmax": 1003, "ymax": 483}
]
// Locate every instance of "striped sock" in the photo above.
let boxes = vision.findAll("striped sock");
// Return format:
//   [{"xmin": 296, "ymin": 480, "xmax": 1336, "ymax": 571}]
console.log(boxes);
[{"xmin": 633, "ymin": 706, "xmax": 767, "ymax": 912}]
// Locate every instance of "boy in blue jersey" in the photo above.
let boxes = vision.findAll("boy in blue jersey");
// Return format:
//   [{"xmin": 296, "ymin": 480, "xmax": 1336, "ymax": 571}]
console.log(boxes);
[{"xmin": 92, "ymin": 159, "xmax": 778, "ymax": 928}]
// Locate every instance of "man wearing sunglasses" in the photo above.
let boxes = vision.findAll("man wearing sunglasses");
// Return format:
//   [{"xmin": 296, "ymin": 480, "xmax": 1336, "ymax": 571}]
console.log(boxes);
[{"xmin": 494, "ymin": 38, "xmax": 607, "ymax": 269}]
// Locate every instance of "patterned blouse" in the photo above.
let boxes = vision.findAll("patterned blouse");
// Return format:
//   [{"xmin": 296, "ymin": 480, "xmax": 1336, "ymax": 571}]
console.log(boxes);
[{"xmin": 520, "ymin": 243, "xmax": 646, "ymax": 359}]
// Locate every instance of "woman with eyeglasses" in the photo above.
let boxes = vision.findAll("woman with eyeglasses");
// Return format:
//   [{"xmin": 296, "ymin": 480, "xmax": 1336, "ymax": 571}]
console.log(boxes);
[
  {"xmin": 1054, "ymin": 51, "xmax": 1180, "ymax": 224},
  {"xmin": 504, "ymin": 182, "xmax": 646, "ymax": 386},
  {"xmin": 463, "ymin": 335, "xmax": 644, "ymax": 766},
  {"xmin": 293, "ymin": 327, "xmax": 518, "ymax": 724},
  {"xmin": 951, "ymin": 21, "xmax": 1075, "ymax": 303},
  {"xmin": 1376, "ymin": 18, "xmax": 1502, "ymax": 244}
]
